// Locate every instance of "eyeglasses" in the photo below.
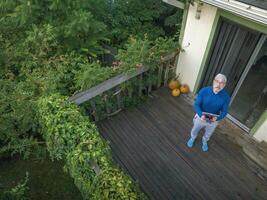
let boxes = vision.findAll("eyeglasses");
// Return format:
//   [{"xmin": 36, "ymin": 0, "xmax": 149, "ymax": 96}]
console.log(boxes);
[{"xmin": 213, "ymin": 79, "xmax": 226, "ymax": 85}]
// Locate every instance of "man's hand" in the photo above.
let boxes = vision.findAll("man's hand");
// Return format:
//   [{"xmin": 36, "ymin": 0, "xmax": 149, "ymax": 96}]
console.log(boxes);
[
  {"xmin": 211, "ymin": 116, "xmax": 217, "ymax": 122},
  {"xmin": 200, "ymin": 115, "xmax": 206, "ymax": 122}
]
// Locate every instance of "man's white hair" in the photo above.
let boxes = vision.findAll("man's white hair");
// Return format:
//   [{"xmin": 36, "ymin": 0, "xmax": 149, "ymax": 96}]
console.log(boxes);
[{"xmin": 214, "ymin": 73, "xmax": 227, "ymax": 83}]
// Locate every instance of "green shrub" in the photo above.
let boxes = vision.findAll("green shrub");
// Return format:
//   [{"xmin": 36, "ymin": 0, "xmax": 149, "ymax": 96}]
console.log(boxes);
[
  {"xmin": 38, "ymin": 94, "xmax": 101, "ymax": 160},
  {"xmin": 37, "ymin": 94, "xmax": 146, "ymax": 199},
  {"xmin": 0, "ymin": 79, "xmax": 41, "ymax": 159},
  {"xmin": 74, "ymin": 61, "xmax": 116, "ymax": 92},
  {"xmin": 89, "ymin": 167, "xmax": 145, "ymax": 200}
]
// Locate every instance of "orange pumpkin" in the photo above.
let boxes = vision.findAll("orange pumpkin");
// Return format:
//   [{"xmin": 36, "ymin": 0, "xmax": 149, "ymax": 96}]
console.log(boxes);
[
  {"xmin": 168, "ymin": 80, "xmax": 180, "ymax": 90},
  {"xmin": 172, "ymin": 88, "xmax": 181, "ymax": 97},
  {"xmin": 180, "ymin": 84, "xmax": 190, "ymax": 93}
]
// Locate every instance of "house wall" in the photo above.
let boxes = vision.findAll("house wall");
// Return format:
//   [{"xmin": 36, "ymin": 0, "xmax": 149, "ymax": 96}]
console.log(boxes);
[
  {"xmin": 253, "ymin": 112, "xmax": 267, "ymax": 142},
  {"xmin": 176, "ymin": 3, "xmax": 218, "ymax": 91},
  {"xmin": 254, "ymin": 121, "xmax": 267, "ymax": 142}
]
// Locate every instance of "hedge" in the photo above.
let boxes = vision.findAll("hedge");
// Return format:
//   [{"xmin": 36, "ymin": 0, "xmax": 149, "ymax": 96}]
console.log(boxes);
[{"xmin": 37, "ymin": 94, "xmax": 146, "ymax": 200}]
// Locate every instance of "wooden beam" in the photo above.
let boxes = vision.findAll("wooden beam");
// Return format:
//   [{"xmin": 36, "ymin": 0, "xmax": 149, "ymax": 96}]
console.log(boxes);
[{"xmin": 69, "ymin": 66, "xmax": 149, "ymax": 105}]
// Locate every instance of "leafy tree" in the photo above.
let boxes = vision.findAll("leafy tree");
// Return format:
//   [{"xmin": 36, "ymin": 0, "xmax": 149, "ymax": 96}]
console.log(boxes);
[
  {"xmin": 74, "ymin": 61, "xmax": 116, "ymax": 91},
  {"xmin": 0, "ymin": 0, "xmax": 182, "ymax": 169},
  {"xmin": 0, "ymin": 0, "xmax": 108, "ymax": 56},
  {"xmin": 104, "ymin": 0, "xmax": 182, "ymax": 46},
  {"xmin": 0, "ymin": 78, "xmax": 42, "ymax": 158},
  {"xmin": 0, "ymin": 1, "xmax": 182, "ymax": 198}
]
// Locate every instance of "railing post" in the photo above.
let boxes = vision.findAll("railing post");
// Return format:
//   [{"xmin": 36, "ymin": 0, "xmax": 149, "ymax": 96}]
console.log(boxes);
[
  {"xmin": 164, "ymin": 60, "xmax": 171, "ymax": 86},
  {"xmin": 148, "ymin": 72, "xmax": 152, "ymax": 94},
  {"xmin": 157, "ymin": 64, "xmax": 163, "ymax": 88},
  {"xmin": 128, "ymin": 88, "xmax": 133, "ymax": 99},
  {"xmin": 90, "ymin": 100, "xmax": 99, "ymax": 121},
  {"xmin": 104, "ymin": 95, "xmax": 111, "ymax": 116},
  {"xmin": 139, "ymin": 74, "xmax": 143, "ymax": 97},
  {"xmin": 115, "ymin": 88, "xmax": 122, "ymax": 109}
]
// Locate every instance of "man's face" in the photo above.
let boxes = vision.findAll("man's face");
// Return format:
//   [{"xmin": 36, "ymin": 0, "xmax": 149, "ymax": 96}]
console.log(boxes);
[{"xmin": 212, "ymin": 79, "xmax": 226, "ymax": 94}]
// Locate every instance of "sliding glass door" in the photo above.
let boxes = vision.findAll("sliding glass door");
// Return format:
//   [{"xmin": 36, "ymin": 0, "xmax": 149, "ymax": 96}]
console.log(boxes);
[
  {"xmin": 199, "ymin": 17, "xmax": 261, "ymax": 95},
  {"xmin": 229, "ymin": 37, "xmax": 267, "ymax": 130},
  {"xmin": 199, "ymin": 17, "xmax": 266, "ymax": 132}
]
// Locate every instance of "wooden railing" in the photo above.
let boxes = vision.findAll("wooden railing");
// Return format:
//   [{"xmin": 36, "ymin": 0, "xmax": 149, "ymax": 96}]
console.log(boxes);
[{"xmin": 69, "ymin": 51, "xmax": 179, "ymax": 121}]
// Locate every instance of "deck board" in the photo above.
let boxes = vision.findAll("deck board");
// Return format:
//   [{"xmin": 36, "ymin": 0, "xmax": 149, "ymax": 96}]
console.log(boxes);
[{"xmin": 97, "ymin": 87, "xmax": 267, "ymax": 200}]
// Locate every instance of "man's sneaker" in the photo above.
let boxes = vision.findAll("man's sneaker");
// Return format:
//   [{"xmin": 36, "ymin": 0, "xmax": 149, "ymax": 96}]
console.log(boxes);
[
  {"xmin": 202, "ymin": 142, "xmax": 209, "ymax": 152},
  {"xmin": 187, "ymin": 138, "xmax": 195, "ymax": 148}
]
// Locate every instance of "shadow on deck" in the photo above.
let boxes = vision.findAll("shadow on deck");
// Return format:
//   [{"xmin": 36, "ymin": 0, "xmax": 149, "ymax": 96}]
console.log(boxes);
[{"xmin": 97, "ymin": 87, "xmax": 267, "ymax": 200}]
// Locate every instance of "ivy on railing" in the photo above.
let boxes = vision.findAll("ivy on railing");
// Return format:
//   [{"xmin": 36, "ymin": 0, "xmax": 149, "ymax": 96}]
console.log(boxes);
[
  {"xmin": 69, "ymin": 51, "xmax": 178, "ymax": 122},
  {"xmin": 37, "ymin": 94, "xmax": 147, "ymax": 200}
]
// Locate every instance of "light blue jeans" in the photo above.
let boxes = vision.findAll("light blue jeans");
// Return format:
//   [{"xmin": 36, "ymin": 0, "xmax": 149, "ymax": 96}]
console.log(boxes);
[{"xmin": 190, "ymin": 114, "xmax": 218, "ymax": 143}]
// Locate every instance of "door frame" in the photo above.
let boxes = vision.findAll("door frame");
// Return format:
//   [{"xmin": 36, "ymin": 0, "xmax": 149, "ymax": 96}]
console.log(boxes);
[{"xmin": 193, "ymin": 9, "xmax": 267, "ymax": 135}]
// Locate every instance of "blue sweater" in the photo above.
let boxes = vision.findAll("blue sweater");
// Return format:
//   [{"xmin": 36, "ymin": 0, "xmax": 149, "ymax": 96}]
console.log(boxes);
[{"xmin": 194, "ymin": 86, "xmax": 230, "ymax": 121}]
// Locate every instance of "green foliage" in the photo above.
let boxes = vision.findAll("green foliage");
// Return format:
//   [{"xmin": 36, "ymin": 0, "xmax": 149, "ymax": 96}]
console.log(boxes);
[
  {"xmin": 0, "ymin": 172, "xmax": 30, "ymax": 200},
  {"xmin": 62, "ymin": 10, "xmax": 107, "ymax": 55},
  {"xmin": 116, "ymin": 36, "xmax": 151, "ymax": 73},
  {"xmin": 89, "ymin": 167, "xmax": 145, "ymax": 200},
  {"xmin": 66, "ymin": 142, "xmax": 111, "ymax": 185},
  {"xmin": 0, "ymin": 48, "xmax": 90, "ymax": 158},
  {"xmin": 0, "ymin": 0, "xmax": 108, "ymax": 58},
  {"xmin": 73, "ymin": 34, "xmax": 180, "ymax": 92},
  {"xmin": 73, "ymin": 35, "xmax": 180, "ymax": 121},
  {"xmin": 0, "ymin": 23, "xmax": 60, "ymax": 77},
  {"xmin": 0, "ymin": 79, "xmax": 41, "ymax": 159},
  {"xmin": 105, "ymin": 0, "xmax": 182, "ymax": 46},
  {"xmin": 37, "ymin": 93, "xmax": 112, "ymax": 161},
  {"xmin": 0, "ymin": 0, "xmax": 182, "ymax": 198},
  {"xmin": 0, "ymin": 24, "xmax": 100, "ymax": 160},
  {"xmin": 21, "ymin": 24, "xmax": 59, "ymax": 65},
  {"xmin": 149, "ymin": 36, "xmax": 180, "ymax": 67},
  {"xmin": 37, "ymin": 94, "xmax": 146, "ymax": 199},
  {"xmin": 0, "ymin": 0, "xmax": 183, "ymax": 46},
  {"xmin": 117, "ymin": 36, "xmax": 180, "ymax": 72},
  {"xmin": 74, "ymin": 61, "xmax": 116, "ymax": 91},
  {"xmin": 22, "ymin": 52, "xmax": 90, "ymax": 95},
  {"xmin": 0, "ymin": 52, "xmax": 89, "ymax": 158},
  {"xmin": 38, "ymin": 94, "xmax": 91, "ymax": 159},
  {"xmin": 0, "ymin": 80, "xmax": 37, "ymax": 134}
]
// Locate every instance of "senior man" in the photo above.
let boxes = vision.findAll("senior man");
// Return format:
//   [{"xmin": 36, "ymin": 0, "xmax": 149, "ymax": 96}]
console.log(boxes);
[{"xmin": 187, "ymin": 74, "xmax": 230, "ymax": 152}]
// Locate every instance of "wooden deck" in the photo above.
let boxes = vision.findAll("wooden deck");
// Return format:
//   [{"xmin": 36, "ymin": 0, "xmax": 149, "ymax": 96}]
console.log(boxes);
[{"xmin": 97, "ymin": 87, "xmax": 267, "ymax": 200}]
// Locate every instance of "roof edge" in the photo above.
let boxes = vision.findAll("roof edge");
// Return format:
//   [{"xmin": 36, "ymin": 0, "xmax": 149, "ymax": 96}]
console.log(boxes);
[{"xmin": 201, "ymin": 0, "xmax": 267, "ymax": 25}]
